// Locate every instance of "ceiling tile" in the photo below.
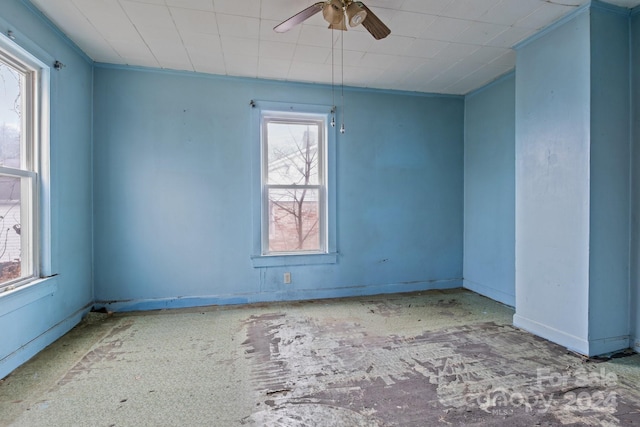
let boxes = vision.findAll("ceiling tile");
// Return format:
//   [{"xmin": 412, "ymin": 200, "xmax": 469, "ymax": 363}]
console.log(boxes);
[
  {"xmin": 516, "ymin": 3, "xmax": 577, "ymax": 30},
  {"xmin": 367, "ymin": 35, "xmax": 414, "ymax": 56},
  {"xmin": 121, "ymin": 0, "xmax": 164, "ymax": 4},
  {"xmin": 136, "ymin": 25, "xmax": 182, "ymax": 44},
  {"xmin": 292, "ymin": 45, "xmax": 331, "ymax": 64},
  {"xmin": 149, "ymin": 42, "xmax": 192, "ymax": 65},
  {"xmin": 297, "ymin": 25, "xmax": 338, "ymax": 48},
  {"xmin": 71, "ymin": 0, "xmax": 140, "ymax": 40},
  {"xmin": 485, "ymin": 26, "xmax": 536, "ymax": 48},
  {"xmin": 222, "ymin": 53, "xmax": 258, "ymax": 77},
  {"xmin": 387, "ymin": 11, "xmax": 437, "ymax": 38},
  {"xmin": 342, "ymin": 65, "xmax": 383, "ymax": 86},
  {"xmin": 257, "ymin": 57, "xmax": 291, "ymax": 80},
  {"xmin": 190, "ymin": 50, "xmax": 226, "ymax": 74},
  {"xmin": 179, "ymin": 32, "xmax": 222, "ymax": 52},
  {"xmin": 340, "ymin": 30, "xmax": 374, "ymax": 52},
  {"xmin": 454, "ymin": 21, "xmax": 510, "ymax": 45},
  {"xmin": 120, "ymin": 0, "xmax": 175, "ymax": 28},
  {"xmin": 357, "ymin": 52, "xmax": 395, "ymax": 69},
  {"xmin": 261, "ymin": 0, "xmax": 304, "ymax": 21},
  {"xmin": 28, "ymin": 0, "xmax": 639, "ymax": 95},
  {"xmin": 325, "ymin": 50, "xmax": 364, "ymax": 67},
  {"xmin": 479, "ymin": 0, "xmax": 542, "ymax": 25},
  {"xmin": 165, "ymin": 0, "xmax": 214, "ymax": 12},
  {"xmin": 434, "ymin": 42, "xmax": 480, "ymax": 59},
  {"xmin": 404, "ymin": 38, "xmax": 448, "ymax": 59},
  {"xmin": 465, "ymin": 46, "xmax": 512, "ymax": 65},
  {"xmin": 287, "ymin": 61, "xmax": 332, "ymax": 84},
  {"xmin": 213, "ymin": 0, "xmax": 260, "ymax": 18},
  {"xmin": 170, "ymin": 8, "xmax": 218, "ymax": 34},
  {"xmin": 446, "ymin": 63, "xmax": 510, "ymax": 93},
  {"xmin": 421, "ymin": 16, "xmax": 472, "ymax": 42},
  {"xmin": 401, "ymin": 0, "xmax": 454, "ymax": 14},
  {"xmin": 441, "ymin": 0, "xmax": 503, "ymax": 20},
  {"xmin": 216, "ymin": 14, "xmax": 260, "ymax": 39},
  {"xmin": 259, "ymin": 41, "xmax": 297, "ymax": 60},
  {"xmin": 220, "ymin": 36, "xmax": 260, "ymax": 57},
  {"xmin": 108, "ymin": 37, "xmax": 152, "ymax": 58}
]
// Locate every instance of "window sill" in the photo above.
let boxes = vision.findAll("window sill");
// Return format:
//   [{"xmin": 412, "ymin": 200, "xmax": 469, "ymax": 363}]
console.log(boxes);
[
  {"xmin": 251, "ymin": 252, "xmax": 338, "ymax": 268},
  {"xmin": 0, "ymin": 277, "xmax": 58, "ymax": 318}
]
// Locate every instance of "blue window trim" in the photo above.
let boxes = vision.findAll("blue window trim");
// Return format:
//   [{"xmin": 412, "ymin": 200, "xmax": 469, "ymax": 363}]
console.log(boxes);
[
  {"xmin": 0, "ymin": 30, "xmax": 54, "ymax": 297},
  {"xmin": 0, "ymin": 277, "xmax": 57, "ymax": 318},
  {"xmin": 250, "ymin": 100, "xmax": 337, "ymax": 268}
]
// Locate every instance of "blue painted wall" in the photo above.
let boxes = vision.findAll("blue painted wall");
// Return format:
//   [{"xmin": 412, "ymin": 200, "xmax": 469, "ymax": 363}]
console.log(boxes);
[
  {"xmin": 632, "ymin": 10, "xmax": 640, "ymax": 353},
  {"xmin": 588, "ymin": 5, "xmax": 631, "ymax": 353},
  {"xmin": 0, "ymin": 0, "xmax": 93, "ymax": 378},
  {"xmin": 514, "ymin": 5, "xmax": 632, "ymax": 356},
  {"xmin": 514, "ymin": 9, "xmax": 592, "ymax": 354},
  {"xmin": 92, "ymin": 67, "xmax": 464, "ymax": 310},
  {"xmin": 463, "ymin": 74, "xmax": 515, "ymax": 307}
]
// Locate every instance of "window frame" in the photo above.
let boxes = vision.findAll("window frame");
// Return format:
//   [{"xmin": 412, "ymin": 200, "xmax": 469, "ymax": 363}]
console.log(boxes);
[
  {"xmin": 0, "ymin": 31, "xmax": 51, "ymax": 293},
  {"xmin": 251, "ymin": 101, "xmax": 337, "ymax": 267},
  {"xmin": 261, "ymin": 114, "xmax": 327, "ymax": 255}
]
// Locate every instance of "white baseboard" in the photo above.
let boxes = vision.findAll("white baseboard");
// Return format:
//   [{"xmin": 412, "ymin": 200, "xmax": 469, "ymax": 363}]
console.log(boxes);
[{"xmin": 513, "ymin": 313, "xmax": 590, "ymax": 356}]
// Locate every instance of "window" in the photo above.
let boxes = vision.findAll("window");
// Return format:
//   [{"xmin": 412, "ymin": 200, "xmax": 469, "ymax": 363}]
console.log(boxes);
[
  {"xmin": 0, "ymin": 36, "xmax": 49, "ymax": 291},
  {"xmin": 262, "ymin": 113, "xmax": 326, "ymax": 254},
  {"xmin": 251, "ymin": 101, "xmax": 337, "ymax": 266}
]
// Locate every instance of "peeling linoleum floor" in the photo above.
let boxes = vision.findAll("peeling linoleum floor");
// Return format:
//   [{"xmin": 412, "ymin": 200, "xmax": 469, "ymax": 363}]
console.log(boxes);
[{"xmin": 1, "ymin": 289, "xmax": 640, "ymax": 426}]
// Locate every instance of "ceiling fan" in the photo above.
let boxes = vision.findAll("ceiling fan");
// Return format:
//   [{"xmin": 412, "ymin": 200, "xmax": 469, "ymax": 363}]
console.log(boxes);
[{"xmin": 274, "ymin": 0, "xmax": 391, "ymax": 40}]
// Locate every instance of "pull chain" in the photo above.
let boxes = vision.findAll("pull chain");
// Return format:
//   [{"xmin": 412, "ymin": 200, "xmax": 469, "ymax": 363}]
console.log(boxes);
[
  {"xmin": 340, "ymin": 26, "xmax": 345, "ymax": 134},
  {"xmin": 331, "ymin": 27, "xmax": 336, "ymax": 128}
]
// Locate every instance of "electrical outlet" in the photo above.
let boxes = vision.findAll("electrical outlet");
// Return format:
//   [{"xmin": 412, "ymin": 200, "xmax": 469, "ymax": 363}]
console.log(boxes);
[{"xmin": 284, "ymin": 272, "xmax": 291, "ymax": 284}]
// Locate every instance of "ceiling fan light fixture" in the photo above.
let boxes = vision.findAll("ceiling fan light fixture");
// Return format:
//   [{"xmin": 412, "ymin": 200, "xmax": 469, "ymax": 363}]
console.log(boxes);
[
  {"xmin": 322, "ymin": 0, "xmax": 344, "ymax": 26},
  {"xmin": 346, "ymin": 2, "xmax": 367, "ymax": 27}
]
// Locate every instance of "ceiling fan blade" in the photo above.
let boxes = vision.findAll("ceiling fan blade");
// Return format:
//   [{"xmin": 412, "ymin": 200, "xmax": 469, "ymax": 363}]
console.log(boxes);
[
  {"xmin": 356, "ymin": 2, "xmax": 391, "ymax": 40},
  {"xmin": 274, "ymin": 2, "xmax": 325, "ymax": 33}
]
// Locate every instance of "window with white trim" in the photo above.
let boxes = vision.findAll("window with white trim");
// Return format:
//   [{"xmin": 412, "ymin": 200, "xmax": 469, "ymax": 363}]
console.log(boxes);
[
  {"xmin": 0, "ymin": 40, "xmax": 46, "ymax": 291},
  {"xmin": 261, "ymin": 111, "xmax": 327, "ymax": 254}
]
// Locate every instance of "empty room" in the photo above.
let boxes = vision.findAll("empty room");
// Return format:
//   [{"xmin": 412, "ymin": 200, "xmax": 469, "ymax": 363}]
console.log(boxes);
[{"xmin": 1, "ymin": 0, "xmax": 640, "ymax": 425}]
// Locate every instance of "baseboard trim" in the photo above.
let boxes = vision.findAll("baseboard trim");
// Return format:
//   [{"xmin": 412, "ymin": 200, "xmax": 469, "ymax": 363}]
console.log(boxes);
[
  {"xmin": 588, "ymin": 335, "xmax": 631, "ymax": 356},
  {"xmin": 96, "ymin": 279, "xmax": 464, "ymax": 312},
  {"xmin": 0, "ymin": 303, "xmax": 92, "ymax": 379},
  {"xmin": 513, "ymin": 313, "xmax": 590, "ymax": 356},
  {"xmin": 463, "ymin": 279, "xmax": 514, "ymax": 307}
]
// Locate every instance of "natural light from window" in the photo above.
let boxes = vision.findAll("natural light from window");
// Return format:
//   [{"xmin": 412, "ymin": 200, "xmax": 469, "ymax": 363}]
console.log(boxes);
[
  {"xmin": 0, "ymin": 48, "xmax": 39, "ymax": 290},
  {"xmin": 262, "ymin": 115, "xmax": 326, "ymax": 255}
]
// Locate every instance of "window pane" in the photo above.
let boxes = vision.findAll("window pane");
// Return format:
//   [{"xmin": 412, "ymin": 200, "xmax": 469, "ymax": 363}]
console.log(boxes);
[
  {"xmin": 268, "ymin": 188, "xmax": 320, "ymax": 252},
  {"xmin": 267, "ymin": 122, "xmax": 319, "ymax": 186},
  {"xmin": 0, "ymin": 175, "xmax": 22, "ymax": 285},
  {"xmin": 0, "ymin": 62, "xmax": 23, "ymax": 168}
]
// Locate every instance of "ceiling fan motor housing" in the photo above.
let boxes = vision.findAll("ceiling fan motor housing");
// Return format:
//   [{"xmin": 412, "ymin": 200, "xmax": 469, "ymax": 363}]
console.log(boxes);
[
  {"xmin": 322, "ymin": 0, "xmax": 344, "ymax": 25},
  {"xmin": 273, "ymin": 0, "xmax": 390, "ymax": 40}
]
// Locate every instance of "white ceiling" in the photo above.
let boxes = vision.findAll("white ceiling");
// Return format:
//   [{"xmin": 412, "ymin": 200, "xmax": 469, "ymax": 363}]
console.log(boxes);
[{"xmin": 28, "ymin": 0, "xmax": 640, "ymax": 95}]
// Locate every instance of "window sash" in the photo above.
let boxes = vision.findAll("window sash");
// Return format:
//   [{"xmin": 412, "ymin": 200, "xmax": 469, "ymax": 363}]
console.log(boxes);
[
  {"xmin": 0, "ymin": 38, "xmax": 44, "ymax": 291},
  {"xmin": 261, "ymin": 114, "xmax": 328, "ymax": 255}
]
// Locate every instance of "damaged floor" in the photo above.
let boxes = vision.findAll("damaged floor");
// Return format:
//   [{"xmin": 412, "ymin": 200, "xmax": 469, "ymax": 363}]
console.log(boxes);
[{"xmin": 1, "ymin": 289, "xmax": 640, "ymax": 426}]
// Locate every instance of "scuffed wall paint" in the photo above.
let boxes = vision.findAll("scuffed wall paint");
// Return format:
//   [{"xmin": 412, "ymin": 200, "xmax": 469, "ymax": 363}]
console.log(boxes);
[{"xmin": 92, "ymin": 67, "xmax": 465, "ymax": 308}]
